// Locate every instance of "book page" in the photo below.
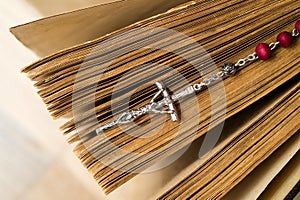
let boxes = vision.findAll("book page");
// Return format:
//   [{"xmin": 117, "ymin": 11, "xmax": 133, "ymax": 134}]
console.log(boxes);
[
  {"xmin": 258, "ymin": 151, "xmax": 300, "ymax": 199},
  {"xmin": 222, "ymin": 133, "xmax": 300, "ymax": 200},
  {"xmin": 11, "ymin": 0, "xmax": 190, "ymax": 57},
  {"xmin": 27, "ymin": 0, "xmax": 121, "ymax": 16}
]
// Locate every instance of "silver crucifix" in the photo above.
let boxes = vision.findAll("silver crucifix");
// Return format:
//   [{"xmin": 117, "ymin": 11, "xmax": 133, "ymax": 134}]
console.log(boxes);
[{"xmin": 96, "ymin": 81, "xmax": 196, "ymax": 134}]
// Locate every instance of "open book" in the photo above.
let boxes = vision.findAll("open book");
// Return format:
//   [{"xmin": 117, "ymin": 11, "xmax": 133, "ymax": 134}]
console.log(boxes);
[{"xmin": 11, "ymin": 0, "xmax": 300, "ymax": 199}]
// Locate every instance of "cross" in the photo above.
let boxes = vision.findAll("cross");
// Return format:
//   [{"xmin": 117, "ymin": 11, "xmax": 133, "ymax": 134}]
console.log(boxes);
[
  {"xmin": 96, "ymin": 81, "xmax": 181, "ymax": 134},
  {"xmin": 150, "ymin": 82, "xmax": 179, "ymax": 122}
]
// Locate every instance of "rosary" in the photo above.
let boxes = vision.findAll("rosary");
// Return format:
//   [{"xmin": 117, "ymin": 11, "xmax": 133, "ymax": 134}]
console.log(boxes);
[{"xmin": 96, "ymin": 20, "xmax": 300, "ymax": 134}]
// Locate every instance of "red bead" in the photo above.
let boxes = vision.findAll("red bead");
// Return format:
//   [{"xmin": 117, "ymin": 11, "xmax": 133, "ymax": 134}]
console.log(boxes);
[
  {"xmin": 255, "ymin": 43, "xmax": 271, "ymax": 60},
  {"xmin": 277, "ymin": 31, "xmax": 293, "ymax": 47},
  {"xmin": 295, "ymin": 20, "xmax": 300, "ymax": 33}
]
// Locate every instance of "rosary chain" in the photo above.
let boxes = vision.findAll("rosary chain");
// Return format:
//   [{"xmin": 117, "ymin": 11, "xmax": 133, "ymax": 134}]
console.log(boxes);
[
  {"xmin": 193, "ymin": 27, "xmax": 299, "ymax": 91},
  {"xmin": 96, "ymin": 22, "xmax": 300, "ymax": 133}
]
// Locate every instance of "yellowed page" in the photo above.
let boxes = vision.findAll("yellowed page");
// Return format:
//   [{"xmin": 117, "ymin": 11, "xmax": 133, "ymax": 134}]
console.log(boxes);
[
  {"xmin": 258, "ymin": 151, "xmax": 300, "ymax": 199},
  {"xmin": 27, "ymin": 0, "xmax": 121, "ymax": 16},
  {"xmin": 11, "ymin": 0, "xmax": 189, "ymax": 57},
  {"xmin": 222, "ymin": 133, "xmax": 300, "ymax": 200}
]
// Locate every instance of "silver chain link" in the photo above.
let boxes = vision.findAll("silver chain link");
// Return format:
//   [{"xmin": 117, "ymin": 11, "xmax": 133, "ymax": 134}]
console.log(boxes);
[
  {"xmin": 269, "ymin": 41, "xmax": 280, "ymax": 51},
  {"xmin": 292, "ymin": 28, "xmax": 299, "ymax": 37},
  {"xmin": 193, "ymin": 71, "xmax": 224, "ymax": 91},
  {"xmin": 235, "ymin": 52, "xmax": 258, "ymax": 67}
]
